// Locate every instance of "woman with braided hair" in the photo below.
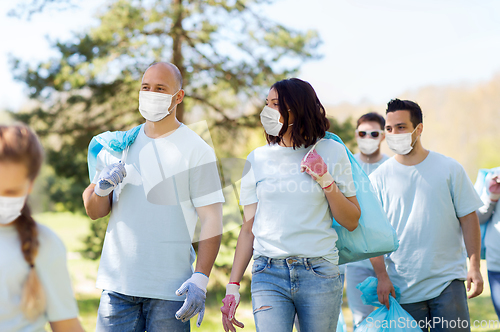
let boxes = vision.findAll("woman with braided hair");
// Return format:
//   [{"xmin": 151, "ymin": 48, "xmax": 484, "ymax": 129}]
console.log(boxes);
[{"xmin": 0, "ymin": 124, "xmax": 84, "ymax": 331}]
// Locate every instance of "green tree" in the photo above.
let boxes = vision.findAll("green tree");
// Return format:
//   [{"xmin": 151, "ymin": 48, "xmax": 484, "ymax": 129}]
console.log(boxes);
[{"xmin": 10, "ymin": 0, "xmax": 321, "ymax": 212}]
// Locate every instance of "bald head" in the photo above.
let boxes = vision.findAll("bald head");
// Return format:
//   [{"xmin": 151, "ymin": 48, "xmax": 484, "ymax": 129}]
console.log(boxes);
[{"xmin": 144, "ymin": 62, "xmax": 182, "ymax": 90}]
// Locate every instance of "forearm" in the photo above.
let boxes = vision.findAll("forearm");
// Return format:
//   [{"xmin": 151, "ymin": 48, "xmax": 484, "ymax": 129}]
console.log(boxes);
[
  {"xmin": 50, "ymin": 318, "xmax": 85, "ymax": 332},
  {"xmin": 229, "ymin": 223, "xmax": 255, "ymax": 283},
  {"xmin": 82, "ymin": 184, "xmax": 111, "ymax": 220},
  {"xmin": 370, "ymin": 256, "xmax": 389, "ymax": 279},
  {"xmin": 460, "ymin": 212, "xmax": 481, "ymax": 269},
  {"xmin": 324, "ymin": 184, "xmax": 360, "ymax": 231},
  {"xmin": 195, "ymin": 235, "xmax": 221, "ymax": 277},
  {"xmin": 195, "ymin": 203, "xmax": 223, "ymax": 277}
]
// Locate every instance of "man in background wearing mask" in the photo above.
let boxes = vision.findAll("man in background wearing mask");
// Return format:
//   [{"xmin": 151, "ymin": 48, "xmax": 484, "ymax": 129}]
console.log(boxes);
[
  {"xmin": 345, "ymin": 112, "xmax": 389, "ymax": 329},
  {"xmin": 368, "ymin": 99, "xmax": 483, "ymax": 331},
  {"xmin": 82, "ymin": 62, "xmax": 224, "ymax": 331}
]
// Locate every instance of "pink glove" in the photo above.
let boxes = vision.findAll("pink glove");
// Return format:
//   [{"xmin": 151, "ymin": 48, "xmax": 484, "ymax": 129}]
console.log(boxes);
[
  {"xmin": 300, "ymin": 148, "xmax": 334, "ymax": 189},
  {"xmin": 489, "ymin": 175, "xmax": 500, "ymax": 202},
  {"xmin": 221, "ymin": 284, "xmax": 244, "ymax": 332}
]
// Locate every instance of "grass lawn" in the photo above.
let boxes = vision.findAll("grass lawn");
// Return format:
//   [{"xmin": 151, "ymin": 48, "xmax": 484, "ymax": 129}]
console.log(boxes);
[{"xmin": 36, "ymin": 211, "xmax": 500, "ymax": 331}]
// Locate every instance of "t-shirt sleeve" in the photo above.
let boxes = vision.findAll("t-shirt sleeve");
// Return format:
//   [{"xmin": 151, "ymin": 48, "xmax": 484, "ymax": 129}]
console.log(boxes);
[
  {"xmin": 239, "ymin": 152, "xmax": 258, "ymax": 206},
  {"xmin": 451, "ymin": 162, "xmax": 484, "ymax": 218},
  {"xmin": 190, "ymin": 147, "xmax": 225, "ymax": 208},
  {"xmin": 36, "ymin": 226, "xmax": 79, "ymax": 322},
  {"xmin": 318, "ymin": 140, "xmax": 356, "ymax": 197}
]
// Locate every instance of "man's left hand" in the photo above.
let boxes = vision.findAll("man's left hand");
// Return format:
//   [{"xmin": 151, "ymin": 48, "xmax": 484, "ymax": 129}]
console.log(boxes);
[
  {"xmin": 175, "ymin": 272, "xmax": 209, "ymax": 327},
  {"xmin": 467, "ymin": 268, "xmax": 484, "ymax": 299}
]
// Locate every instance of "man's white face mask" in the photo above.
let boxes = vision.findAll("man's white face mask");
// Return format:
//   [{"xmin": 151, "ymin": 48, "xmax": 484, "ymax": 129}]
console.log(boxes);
[
  {"xmin": 356, "ymin": 137, "xmax": 381, "ymax": 155},
  {"xmin": 139, "ymin": 90, "xmax": 180, "ymax": 122},
  {"xmin": 385, "ymin": 127, "xmax": 419, "ymax": 155}
]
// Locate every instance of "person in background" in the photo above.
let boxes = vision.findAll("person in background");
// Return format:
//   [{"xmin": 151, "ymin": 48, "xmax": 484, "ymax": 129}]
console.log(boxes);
[
  {"xmin": 369, "ymin": 99, "xmax": 483, "ymax": 331},
  {"xmin": 220, "ymin": 78, "xmax": 361, "ymax": 332},
  {"xmin": 345, "ymin": 112, "xmax": 390, "ymax": 328},
  {"xmin": 82, "ymin": 62, "xmax": 224, "ymax": 331},
  {"xmin": 0, "ymin": 124, "xmax": 84, "ymax": 332},
  {"xmin": 477, "ymin": 173, "xmax": 500, "ymax": 319}
]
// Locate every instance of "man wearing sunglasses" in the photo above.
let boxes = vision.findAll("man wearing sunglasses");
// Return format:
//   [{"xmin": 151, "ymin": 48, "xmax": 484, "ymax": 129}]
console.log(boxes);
[
  {"xmin": 368, "ymin": 99, "xmax": 483, "ymax": 331},
  {"xmin": 345, "ymin": 112, "xmax": 390, "ymax": 328}
]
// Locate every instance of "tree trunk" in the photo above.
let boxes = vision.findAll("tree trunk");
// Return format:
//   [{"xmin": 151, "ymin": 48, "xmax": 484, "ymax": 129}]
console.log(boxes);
[{"xmin": 172, "ymin": 0, "xmax": 186, "ymax": 123}]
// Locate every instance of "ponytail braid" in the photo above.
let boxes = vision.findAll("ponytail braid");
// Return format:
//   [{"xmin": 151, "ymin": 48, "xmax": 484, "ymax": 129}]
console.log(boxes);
[{"xmin": 14, "ymin": 203, "xmax": 46, "ymax": 321}]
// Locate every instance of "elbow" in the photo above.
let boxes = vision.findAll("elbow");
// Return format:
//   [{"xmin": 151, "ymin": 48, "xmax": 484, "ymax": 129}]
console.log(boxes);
[{"xmin": 346, "ymin": 213, "xmax": 361, "ymax": 232}]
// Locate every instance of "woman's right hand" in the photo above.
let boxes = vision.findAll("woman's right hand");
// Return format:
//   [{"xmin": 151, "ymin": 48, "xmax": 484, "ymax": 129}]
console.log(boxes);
[
  {"xmin": 221, "ymin": 283, "xmax": 244, "ymax": 332},
  {"xmin": 489, "ymin": 175, "xmax": 500, "ymax": 202}
]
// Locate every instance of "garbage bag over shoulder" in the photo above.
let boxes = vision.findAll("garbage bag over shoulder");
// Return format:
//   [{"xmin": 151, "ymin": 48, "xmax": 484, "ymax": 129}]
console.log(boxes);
[
  {"xmin": 473, "ymin": 166, "xmax": 500, "ymax": 259},
  {"xmin": 87, "ymin": 124, "xmax": 143, "ymax": 182},
  {"xmin": 323, "ymin": 131, "xmax": 399, "ymax": 264},
  {"xmin": 355, "ymin": 277, "xmax": 420, "ymax": 332}
]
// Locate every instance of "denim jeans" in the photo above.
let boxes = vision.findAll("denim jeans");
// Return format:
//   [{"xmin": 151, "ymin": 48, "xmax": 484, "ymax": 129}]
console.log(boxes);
[
  {"xmin": 251, "ymin": 256, "xmax": 343, "ymax": 332},
  {"xmin": 96, "ymin": 290, "xmax": 190, "ymax": 332},
  {"xmin": 488, "ymin": 270, "xmax": 500, "ymax": 319},
  {"xmin": 401, "ymin": 279, "xmax": 470, "ymax": 332}
]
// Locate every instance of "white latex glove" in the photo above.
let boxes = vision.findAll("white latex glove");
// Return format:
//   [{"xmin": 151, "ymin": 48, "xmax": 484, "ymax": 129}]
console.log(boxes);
[
  {"xmin": 175, "ymin": 272, "xmax": 209, "ymax": 327},
  {"xmin": 94, "ymin": 162, "xmax": 127, "ymax": 197}
]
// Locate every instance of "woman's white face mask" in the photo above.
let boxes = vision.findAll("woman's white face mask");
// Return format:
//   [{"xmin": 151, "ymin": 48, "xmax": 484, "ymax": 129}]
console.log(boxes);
[
  {"xmin": 0, "ymin": 195, "xmax": 27, "ymax": 225},
  {"xmin": 260, "ymin": 106, "xmax": 292, "ymax": 137}
]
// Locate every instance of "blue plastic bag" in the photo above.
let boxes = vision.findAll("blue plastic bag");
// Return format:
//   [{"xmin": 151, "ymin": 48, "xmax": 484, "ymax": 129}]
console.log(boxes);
[
  {"xmin": 87, "ymin": 124, "xmax": 142, "ymax": 182},
  {"xmin": 473, "ymin": 167, "xmax": 500, "ymax": 259},
  {"xmin": 322, "ymin": 132, "xmax": 399, "ymax": 264},
  {"xmin": 354, "ymin": 277, "xmax": 421, "ymax": 332},
  {"xmin": 337, "ymin": 310, "xmax": 347, "ymax": 332}
]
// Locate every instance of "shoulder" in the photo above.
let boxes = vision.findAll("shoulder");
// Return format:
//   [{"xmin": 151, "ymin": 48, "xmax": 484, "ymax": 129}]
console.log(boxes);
[
  {"xmin": 315, "ymin": 138, "xmax": 346, "ymax": 151},
  {"xmin": 35, "ymin": 223, "xmax": 67, "ymax": 259},
  {"xmin": 246, "ymin": 144, "xmax": 272, "ymax": 162},
  {"xmin": 369, "ymin": 157, "xmax": 395, "ymax": 180},
  {"xmin": 428, "ymin": 151, "xmax": 464, "ymax": 173}
]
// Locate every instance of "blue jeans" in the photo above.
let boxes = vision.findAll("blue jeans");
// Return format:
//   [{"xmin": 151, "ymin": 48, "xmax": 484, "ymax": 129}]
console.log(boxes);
[
  {"xmin": 251, "ymin": 256, "xmax": 343, "ymax": 332},
  {"xmin": 488, "ymin": 270, "xmax": 500, "ymax": 319},
  {"xmin": 400, "ymin": 279, "xmax": 470, "ymax": 332},
  {"xmin": 96, "ymin": 290, "xmax": 190, "ymax": 332}
]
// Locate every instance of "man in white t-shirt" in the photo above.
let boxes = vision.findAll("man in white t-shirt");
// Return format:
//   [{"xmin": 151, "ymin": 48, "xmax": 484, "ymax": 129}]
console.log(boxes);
[
  {"xmin": 345, "ymin": 112, "xmax": 390, "ymax": 328},
  {"xmin": 369, "ymin": 99, "xmax": 483, "ymax": 331},
  {"xmin": 83, "ymin": 62, "xmax": 224, "ymax": 332}
]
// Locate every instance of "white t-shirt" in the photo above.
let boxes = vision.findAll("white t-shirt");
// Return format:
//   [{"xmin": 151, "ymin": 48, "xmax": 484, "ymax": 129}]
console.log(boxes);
[
  {"xmin": 0, "ymin": 223, "xmax": 78, "ymax": 331},
  {"xmin": 239, "ymin": 139, "xmax": 357, "ymax": 264},
  {"xmin": 93, "ymin": 124, "xmax": 225, "ymax": 300},
  {"xmin": 369, "ymin": 151, "xmax": 483, "ymax": 304},
  {"xmin": 480, "ymin": 199, "xmax": 500, "ymax": 272},
  {"xmin": 349, "ymin": 153, "xmax": 390, "ymax": 270}
]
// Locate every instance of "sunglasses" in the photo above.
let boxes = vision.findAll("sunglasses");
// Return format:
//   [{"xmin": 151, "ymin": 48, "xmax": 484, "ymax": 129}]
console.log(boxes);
[{"xmin": 356, "ymin": 130, "xmax": 384, "ymax": 138}]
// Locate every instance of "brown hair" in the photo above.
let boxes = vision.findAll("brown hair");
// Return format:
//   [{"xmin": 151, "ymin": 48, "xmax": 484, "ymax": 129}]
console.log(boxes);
[
  {"xmin": 266, "ymin": 78, "xmax": 330, "ymax": 149},
  {"xmin": 0, "ymin": 124, "xmax": 45, "ymax": 321}
]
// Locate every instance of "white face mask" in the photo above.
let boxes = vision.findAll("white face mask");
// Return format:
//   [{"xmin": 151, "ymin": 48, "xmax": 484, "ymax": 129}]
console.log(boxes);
[
  {"xmin": 357, "ymin": 137, "xmax": 381, "ymax": 155},
  {"xmin": 385, "ymin": 127, "xmax": 419, "ymax": 155},
  {"xmin": 260, "ymin": 106, "xmax": 292, "ymax": 137},
  {"xmin": 139, "ymin": 90, "xmax": 180, "ymax": 122},
  {"xmin": 0, "ymin": 195, "xmax": 27, "ymax": 225}
]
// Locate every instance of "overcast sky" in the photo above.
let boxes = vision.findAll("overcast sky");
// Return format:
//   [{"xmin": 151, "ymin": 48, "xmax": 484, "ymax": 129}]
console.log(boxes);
[{"xmin": 1, "ymin": 0, "xmax": 500, "ymax": 110}]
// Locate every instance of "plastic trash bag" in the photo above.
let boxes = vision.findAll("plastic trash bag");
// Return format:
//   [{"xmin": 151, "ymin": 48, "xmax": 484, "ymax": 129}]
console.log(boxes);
[
  {"xmin": 474, "ymin": 167, "xmax": 500, "ymax": 259},
  {"xmin": 337, "ymin": 310, "xmax": 347, "ymax": 332},
  {"xmin": 354, "ymin": 277, "xmax": 420, "ymax": 332},
  {"xmin": 323, "ymin": 132, "xmax": 400, "ymax": 264},
  {"xmin": 87, "ymin": 124, "xmax": 142, "ymax": 182}
]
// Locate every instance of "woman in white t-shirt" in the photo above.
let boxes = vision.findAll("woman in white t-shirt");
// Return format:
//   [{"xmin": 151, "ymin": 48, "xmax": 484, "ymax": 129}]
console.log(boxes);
[
  {"xmin": 0, "ymin": 125, "xmax": 84, "ymax": 332},
  {"xmin": 220, "ymin": 78, "xmax": 361, "ymax": 332}
]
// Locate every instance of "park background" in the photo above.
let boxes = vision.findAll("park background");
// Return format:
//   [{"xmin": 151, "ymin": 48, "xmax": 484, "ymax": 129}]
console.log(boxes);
[{"xmin": 1, "ymin": 0, "xmax": 500, "ymax": 331}]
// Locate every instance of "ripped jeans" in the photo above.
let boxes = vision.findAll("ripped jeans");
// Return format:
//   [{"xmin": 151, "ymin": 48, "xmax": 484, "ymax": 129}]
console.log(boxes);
[{"xmin": 251, "ymin": 256, "xmax": 343, "ymax": 332}]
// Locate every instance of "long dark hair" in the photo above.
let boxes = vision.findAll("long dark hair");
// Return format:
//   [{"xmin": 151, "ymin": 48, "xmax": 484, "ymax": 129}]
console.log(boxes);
[
  {"xmin": 0, "ymin": 124, "xmax": 45, "ymax": 320},
  {"xmin": 266, "ymin": 78, "xmax": 330, "ymax": 149}
]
